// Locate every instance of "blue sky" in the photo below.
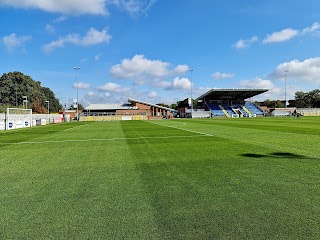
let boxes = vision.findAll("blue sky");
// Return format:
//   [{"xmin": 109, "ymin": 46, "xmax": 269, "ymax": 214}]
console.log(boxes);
[{"xmin": 1, "ymin": 0, "xmax": 320, "ymax": 107}]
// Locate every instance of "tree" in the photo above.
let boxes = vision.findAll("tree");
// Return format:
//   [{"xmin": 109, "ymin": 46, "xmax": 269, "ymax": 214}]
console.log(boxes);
[
  {"xmin": 32, "ymin": 98, "xmax": 47, "ymax": 113},
  {"xmin": 193, "ymin": 99, "xmax": 200, "ymax": 108},
  {"xmin": 41, "ymin": 87, "xmax": 63, "ymax": 112},
  {"xmin": 69, "ymin": 103, "xmax": 85, "ymax": 110},
  {"xmin": 0, "ymin": 104, "xmax": 14, "ymax": 113},
  {"xmin": 0, "ymin": 72, "xmax": 62, "ymax": 113},
  {"xmin": 261, "ymin": 99, "xmax": 272, "ymax": 107},
  {"xmin": 156, "ymin": 103, "xmax": 170, "ymax": 108},
  {"xmin": 294, "ymin": 89, "xmax": 320, "ymax": 108},
  {"xmin": 261, "ymin": 99, "xmax": 283, "ymax": 108},
  {"xmin": 295, "ymin": 91, "xmax": 309, "ymax": 108},
  {"xmin": 173, "ymin": 98, "xmax": 199, "ymax": 109},
  {"xmin": 170, "ymin": 103, "xmax": 177, "ymax": 110},
  {"xmin": 308, "ymin": 89, "xmax": 320, "ymax": 108},
  {"xmin": 275, "ymin": 100, "xmax": 284, "ymax": 108}
]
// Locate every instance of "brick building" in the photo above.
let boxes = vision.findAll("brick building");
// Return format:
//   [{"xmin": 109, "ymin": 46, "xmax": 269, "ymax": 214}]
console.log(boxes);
[{"xmin": 82, "ymin": 98, "xmax": 176, "ymax": 119}]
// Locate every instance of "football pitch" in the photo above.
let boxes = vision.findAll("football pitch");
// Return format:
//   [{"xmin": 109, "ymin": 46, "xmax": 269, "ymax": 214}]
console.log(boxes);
[{"xmin": 1, "ymin": 117, "xmax": 320, "ymax": 239}]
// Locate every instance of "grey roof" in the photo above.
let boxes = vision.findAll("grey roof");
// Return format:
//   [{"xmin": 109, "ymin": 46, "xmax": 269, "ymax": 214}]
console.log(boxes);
[
  {"xmin": 85, "ymin": 99, "xmax": 177, "ymax": 112},
  {"xmin": 128, "ymin": 98, "xmax": 177, "ymax": 112},
  {"xmin": 196, "ymin": 88, "xmax": 269, "ymax": 100},
  {"xmin": 85, "ymin": 103, "xmax": 138, "ymax": 111}
]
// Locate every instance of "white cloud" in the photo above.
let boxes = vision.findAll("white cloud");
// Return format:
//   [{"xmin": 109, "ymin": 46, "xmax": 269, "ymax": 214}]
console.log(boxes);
[
  {"xmin": 0, "ymin": 0, "xmax": 157, "ymax": 16},
  {"xmin": 43, "ymin": 27, "xmax": 111, "ymax": 52},
  {"xmin": 234, "ymin": 36, "xmax": 258, "ymax": 49},
  {"xmin": 234, "ymin": 23, "xmax": 320, "ymax": 49},
  {"xmin": 98, "ymin": 82, "xmax": 121, "ymax": 92},
  {"xmin": 109, "ymin": 0, "xmax": 157, "ymax": 15},
  {"xmin": 156, "ymin": 81, "xmax": 172, "ymax": 89},
  {"xmin": 302, "ymin": 22, "xmax": 320, "ymax": 34},
  {"xmin": 155, "ymin": 77, "xmax": 191, "ymax": 90},
  {"xmin": 86, "ymin": 91, "xmax": 95, "ymax": 97},
  {"xmin": 2, "ymin": 33, "xmax": 32, "ymax": 51},
  {"xmin": 172, "ymin": 64, "xmax": 189, "ymax": 75},
  {"xmin": 84, "ymin": 91, "xmax": 129, "ymax": 104},
  {"xmin": 236, "ymin": 57, "xmax": 320, "ymax": 101},
  {"xmin": 263, "ymin": 28, "xmax": 299, "ymax": 44},
  {"xmin": 239, "ymin": 78, "xmax": 273, "ymax": 89},
  {"xmin": 111, "ymin": 0, "xmax": 141, "ymax": 14},
  {"xmin": 0, "ymin": 0, "xmax": 109, "ymax": 15},
  {"xmin": 97, "ymin": 82, "xmax": 130, "ymax": 93},
  {"xmin": 172, "ymin": 77, "xmax": 191, "ymax": 90},
  {"xmin": 82, "ymin": 28, "xmax": 111, "ymax": 45},
  {"xmin": 95, "ymin": 53, "xmax": 102, "ymax": 61},
  {"xmin": 238, "ymin": 76, "xmax": 306, "ymax": 101},
  {"xmin": 238, "ymin": 78, "xmax": 284, "ymax": 100},
  {"xmin": 148, "ymin": 91, "xmax": 158, "ymax": 98},
  {"xmin": 45, "ymin": 24, "xmax": 55, "ymax": 34},
  {"xmin": 110, "ymin": 54, "xmax": 170, "ymax": 78},
  {"xmin": 110, "ymin": 54, "xmax": 189, "ymax": 79},
  {"xmin": 73, "ymin": 82, "xmax": 91, "ymax": 89},
  {"xmin": 259, "ymin": 86, "xmax": 286, "ymax": 101},
  {"xmin": 269, "ymin": 57, "xmax": 320, "ymax": 84},
  {"xmin": 212, "ymin": 72, "xmax": 234, "ymax": 80},
  {"xmin": 142, "ymin": 0, "xmax": 157, "ymax": 15},
  {"xmin": 54, "ymin": 16, "xmax": 68, "ymax": 22},
  {"xmin": 193, "ymin": 87, "xmax": 212, "ymax": 96}
]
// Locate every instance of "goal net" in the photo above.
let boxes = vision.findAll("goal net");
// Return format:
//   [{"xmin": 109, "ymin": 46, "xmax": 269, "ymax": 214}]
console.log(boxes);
[{"xmin": 6, "ymin": 108, "xmax": 32, "ymax": 130}]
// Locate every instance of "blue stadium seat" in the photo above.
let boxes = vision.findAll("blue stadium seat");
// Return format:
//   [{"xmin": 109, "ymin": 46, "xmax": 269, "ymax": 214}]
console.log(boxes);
[
  {"xmin": 206, "ymin": 103, "xmax": 226, "ymax": 117},
  {"xmin": 244, "ymin": 102, "xmax": 264, "ymax": 115}
]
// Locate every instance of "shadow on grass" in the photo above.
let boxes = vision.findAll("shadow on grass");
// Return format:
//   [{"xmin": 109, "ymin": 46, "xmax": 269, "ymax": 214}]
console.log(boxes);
[
  {"xmin": 242, "ymin": 153, "xmax": 265, "ymax": 158},
  {"xmin": 242, "ymin": 152, "xmax": 309, "ymax": 159}
]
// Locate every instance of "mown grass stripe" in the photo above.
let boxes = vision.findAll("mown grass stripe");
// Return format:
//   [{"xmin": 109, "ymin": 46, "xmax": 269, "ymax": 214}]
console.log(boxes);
[
  {"xmin": 0, "ymin": 134, "xmax": 209, "ymax": 145},
  {"xmin": 1, "ymin": 117, "xmax": 320, "ymax": 239}
]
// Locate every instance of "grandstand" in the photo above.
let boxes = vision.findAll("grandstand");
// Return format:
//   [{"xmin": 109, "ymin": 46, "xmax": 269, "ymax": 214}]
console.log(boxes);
[{"xmin": 196, "ymin": 88, "xmax": 268, "ymax": 118}]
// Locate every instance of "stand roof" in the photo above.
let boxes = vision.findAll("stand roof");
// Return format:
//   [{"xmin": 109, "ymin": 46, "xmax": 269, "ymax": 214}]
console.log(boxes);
[{"xmin": 196, "ymin": 88, "xmax": 268, "ymax": 101}]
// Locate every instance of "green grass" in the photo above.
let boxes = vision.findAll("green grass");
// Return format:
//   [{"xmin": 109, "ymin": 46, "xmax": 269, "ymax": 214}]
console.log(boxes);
[{"xmin": 1, "ymin": 117, "xmax": 320, "ymax": 239}]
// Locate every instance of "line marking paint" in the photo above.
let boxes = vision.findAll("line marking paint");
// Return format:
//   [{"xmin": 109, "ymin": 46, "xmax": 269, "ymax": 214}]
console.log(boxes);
[
  {"xmin": 147, "ymin": 121, "xmax": 213, "ymax": 137},
  {"xmin": 64, "ymin": 124, "xmax": 88, "ymax": 131},
  {"xmin": 0, "ymin": 135, "xmax": 210, "ymax": 145}
]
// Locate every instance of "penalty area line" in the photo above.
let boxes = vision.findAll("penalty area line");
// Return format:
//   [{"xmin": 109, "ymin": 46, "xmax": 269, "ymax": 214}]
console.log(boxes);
[
  {"xmin": 147, "ymin": 121, "xmax": 213, "ymax": 137},
  {"xmin": 64, "ymin": 124, "xmax": 89, "ymax": 131},
  {"xmin": 0, "ymin": 134, "xmax": 210, "ymax": 145}
]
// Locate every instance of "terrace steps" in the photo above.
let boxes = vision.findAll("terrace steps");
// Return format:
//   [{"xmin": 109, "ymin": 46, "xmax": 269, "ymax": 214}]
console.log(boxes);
[
  {"xmin": 219, "ymin": 105, "xmax": 231, "ymax": 118},
  {"xmin": 242, "ymin": 106, "xmax": 251, "ymax": 114}
]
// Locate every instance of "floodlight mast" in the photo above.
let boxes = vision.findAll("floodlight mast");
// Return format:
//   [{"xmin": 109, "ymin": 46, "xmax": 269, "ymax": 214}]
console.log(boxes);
[
  {"xmin": 22, "ymin": 96, "xmax": 28, "ymax": 109},
  {"xmin": 189, "ymin": 69, "xmax": 194, "ymax": 118},
  {"xmin": 284, "ymin": 69, "xmax": 289, "ymax": 109},
  {"xmin": 74, "ymin": 67, "xmax": 80, "ymax": 120},
  {"xmin": 45, "ymin": 100, "xmax": 49, "ymax": 114}
]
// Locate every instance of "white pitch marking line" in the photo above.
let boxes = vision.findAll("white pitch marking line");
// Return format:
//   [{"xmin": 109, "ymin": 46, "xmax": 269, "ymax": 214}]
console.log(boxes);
[
  {"xmin": 0, "ymin": 135, "xmax": 210, "ymax": 145},
  {"xmin": 64, "ymin": 124, "xmax": 88, "ymax": 131},
  {"xmin": 147, "ymin": 121, "xmax": 213, "ymax": 137}
]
